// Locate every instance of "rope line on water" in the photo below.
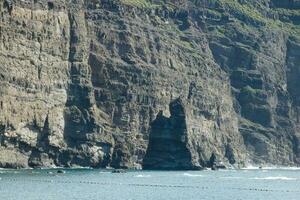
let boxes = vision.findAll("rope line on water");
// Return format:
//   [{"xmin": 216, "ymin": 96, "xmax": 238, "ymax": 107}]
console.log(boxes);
[{"xmin": 2, "ymin": 178, "xmax": 300, "ymax": 193}]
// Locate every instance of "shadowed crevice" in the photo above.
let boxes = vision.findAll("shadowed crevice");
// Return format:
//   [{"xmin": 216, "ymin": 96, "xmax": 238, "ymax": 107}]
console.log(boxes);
[{"xmin": 143, "ymin": 98, "xmax": 201, "ymax": 170}]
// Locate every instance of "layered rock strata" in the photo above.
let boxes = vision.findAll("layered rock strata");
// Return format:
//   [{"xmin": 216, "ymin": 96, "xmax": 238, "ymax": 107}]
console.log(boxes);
[{"xmin": 0, "ymin": 0, "xmax": 299, "ymax": 169}]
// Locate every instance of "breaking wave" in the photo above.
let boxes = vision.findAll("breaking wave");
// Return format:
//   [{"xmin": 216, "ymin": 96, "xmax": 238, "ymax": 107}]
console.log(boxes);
[
  {"xmin": 243, "ymin": 165, "xmax": 300, "ymax": 170},
  {"xmin": 135, "ymin": 174, "xmax": 151, "ymax": 178},
  {"xmin": 252, "ymin": 176, "xmax": 297, "ymax": 181},
  {"xmin": 183, "ymin": 173, "xmax": 203, "ymax": 177}
]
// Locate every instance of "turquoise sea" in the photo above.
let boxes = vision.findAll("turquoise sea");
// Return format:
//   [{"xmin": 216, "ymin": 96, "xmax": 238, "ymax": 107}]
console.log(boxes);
[{"xmin": 1, "ymin": 168, "xmax": 300, "ymax": 200}]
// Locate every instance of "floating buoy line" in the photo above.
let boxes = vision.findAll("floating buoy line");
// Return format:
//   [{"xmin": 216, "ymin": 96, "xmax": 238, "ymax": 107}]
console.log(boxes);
[{"xmin": 2, "ymin": 178, "xmax": 300, "ymax": 193}]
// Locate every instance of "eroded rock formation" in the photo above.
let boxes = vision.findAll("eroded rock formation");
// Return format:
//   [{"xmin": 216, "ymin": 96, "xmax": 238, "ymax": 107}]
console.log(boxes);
[
  {"xmin": 0, "ymin": 0, "xmax": 299, "ymax": 169},
  {"xmin": 143, "ymin": 98, "xmax": 198, "ymax": 170}
]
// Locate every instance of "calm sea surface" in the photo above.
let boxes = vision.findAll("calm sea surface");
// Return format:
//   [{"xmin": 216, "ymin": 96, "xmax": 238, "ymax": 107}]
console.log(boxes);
[{"xmin": 1, "ymin": 168, "xmax": 300, "ymax": 200}]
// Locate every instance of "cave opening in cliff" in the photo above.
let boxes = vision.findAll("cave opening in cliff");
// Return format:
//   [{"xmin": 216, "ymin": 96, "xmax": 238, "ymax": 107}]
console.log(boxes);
[{"xmin": 143, "ymin": 98, "xmax": 196, "ymax": 170}]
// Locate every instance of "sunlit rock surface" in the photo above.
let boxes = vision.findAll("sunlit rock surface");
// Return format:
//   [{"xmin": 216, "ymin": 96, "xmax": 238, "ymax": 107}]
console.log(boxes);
[{"xmin": 0, "ymin": 0, "xmax": 299, "ymax": 169}]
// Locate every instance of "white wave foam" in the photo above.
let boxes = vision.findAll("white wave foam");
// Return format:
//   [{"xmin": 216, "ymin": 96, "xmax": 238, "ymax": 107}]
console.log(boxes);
[
  {"xmin": 252, "ymin": 176, "xmax": 297, "ymax": 180},
  {"xmin": 183, "ymin": 173, "xmax": 203, "ymax": 177},
  {"xmin": 135, "ymin": 174, "xmax": 151, "ymax": 178},
  {"xmin": 241, "ymin": 164, "xmax": 259, "ymax": 170},
  {"xmin": 243, "ymin": 164, "xmax": 300, "ymax": 170}
]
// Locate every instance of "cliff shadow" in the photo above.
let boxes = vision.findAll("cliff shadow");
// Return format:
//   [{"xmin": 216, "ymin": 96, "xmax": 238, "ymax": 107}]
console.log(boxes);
[{"xmin": 142, "ymin": 98, "xmax": 198, "ymax": 170}]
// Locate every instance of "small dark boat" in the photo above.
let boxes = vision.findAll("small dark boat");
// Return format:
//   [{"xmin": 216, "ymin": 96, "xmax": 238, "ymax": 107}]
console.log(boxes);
[{"xmin": 56, "ymin": 170, "xmax": 66, "ymax": 174}]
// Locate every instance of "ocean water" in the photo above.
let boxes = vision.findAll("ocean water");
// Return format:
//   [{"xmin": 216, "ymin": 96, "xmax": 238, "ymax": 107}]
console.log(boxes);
[{"xmin": 1, "ymin": 168, "xmax": 300, "ymax": 200}]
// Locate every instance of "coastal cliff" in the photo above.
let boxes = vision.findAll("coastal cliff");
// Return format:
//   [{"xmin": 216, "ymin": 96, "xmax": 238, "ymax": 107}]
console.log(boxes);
[{"xmin": 0, "ymin": 0, "xmax": 299, "ymax": 169}]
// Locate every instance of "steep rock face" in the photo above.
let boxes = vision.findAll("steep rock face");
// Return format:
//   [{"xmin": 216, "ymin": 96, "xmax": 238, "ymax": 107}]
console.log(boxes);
[
  {"xmin": 85, "ymin": 0, "xmax": 246, "ymax": 169},
  {"xmin": 0, "ymin": 0, "xmax": 70, "ymax": 168},
  {"xmin": 205, "ymin": 0, "xmax": 300, "ymax": 165},
  {"xmin": 0, "ymin": 0, "xmax": 299, "ymax": 169},
  {"xmin": 0, "ymin": 0, "xmax": 114, "ymax": 168}
]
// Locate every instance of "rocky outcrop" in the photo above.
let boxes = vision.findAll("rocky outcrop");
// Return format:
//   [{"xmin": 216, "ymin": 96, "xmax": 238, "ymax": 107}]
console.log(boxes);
[
  {"xmin": 143, "ymin": 98, "xmax": 198, "ymax": 170},
  {"xmin": 0, "ymin": 0, "xmax": 299, "ymax": 169}
]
